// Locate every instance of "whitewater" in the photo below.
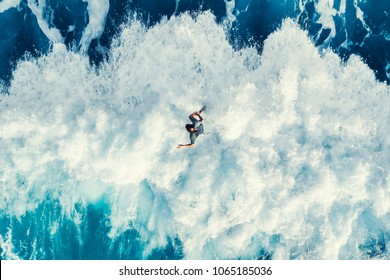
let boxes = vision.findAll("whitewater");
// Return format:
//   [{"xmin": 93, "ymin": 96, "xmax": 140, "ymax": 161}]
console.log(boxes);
[{"xmin": 1, "ymin": 10, "xmax": 390, "ymax": 259}]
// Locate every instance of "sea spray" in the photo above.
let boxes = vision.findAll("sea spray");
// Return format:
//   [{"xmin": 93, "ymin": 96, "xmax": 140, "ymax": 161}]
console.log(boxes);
[{"xmin": 0, "ymin": 12, "xmax": 389, "ymax": 260}]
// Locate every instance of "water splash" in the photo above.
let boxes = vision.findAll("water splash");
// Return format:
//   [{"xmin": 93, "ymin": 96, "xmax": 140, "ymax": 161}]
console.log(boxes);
[{"xmin": 0, "ymin": 11, "xmax": 389, "ymax": 260}]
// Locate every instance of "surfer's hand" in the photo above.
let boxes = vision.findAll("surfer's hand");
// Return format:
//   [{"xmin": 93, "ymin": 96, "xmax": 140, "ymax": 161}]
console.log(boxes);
[{"xmin": 177, "ymin": 144, "xmax": 194, "ymax": 149}]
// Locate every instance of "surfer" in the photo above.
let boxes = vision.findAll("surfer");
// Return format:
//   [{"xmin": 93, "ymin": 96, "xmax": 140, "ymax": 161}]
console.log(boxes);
[{"xmin": 177, "ymin": 106, "xmax": 206, "ymax": 149}]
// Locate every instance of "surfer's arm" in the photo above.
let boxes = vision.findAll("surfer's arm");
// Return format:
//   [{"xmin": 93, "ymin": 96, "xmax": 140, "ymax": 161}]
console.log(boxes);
[
  {"xmin": 189, "ymin": 111, "xmax": 203, "ymax": 122},
  {"xmin": 177, "ymin": 143, "xmax": 195, "ymax": 149}
]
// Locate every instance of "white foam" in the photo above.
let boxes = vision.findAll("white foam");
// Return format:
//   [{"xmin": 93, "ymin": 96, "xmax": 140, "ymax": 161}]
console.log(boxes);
[
  {"xmin": 2, "ymin": 0, "xmax": 109, "ymax": 51},
  {"xmin": 307, "ymin": 0, "xmax": 372, "ymax": 45},
  {"xmin": 1, "ymin": 12, "xmax": 389, "ymax": 259},
  {"xmin": 223, "ymin": 0, "xmax": 236, "ymax": 28},
  {"xmin": 0, "ymin": 227, "xmax": 20, "ymax": 260},
  {"xmin": 315, "ymin": 0, "xmax": 337, "ymax": 37},
  {"xmin": 0, "ymin": 0, "xmax": 21, "ymax": 13},
  {"xmin": 79, "ymin": 0, "xmax": 110, "ymax": 51},
  {"xmin": 27, "ymin": 0, "xmax": 63, "ymax": 43}
]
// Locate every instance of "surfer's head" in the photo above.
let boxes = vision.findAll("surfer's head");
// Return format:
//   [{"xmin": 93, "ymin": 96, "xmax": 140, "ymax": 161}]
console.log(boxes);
[{"xmin": 186, "ymin": 124, "xmax": 195, "ymax": 133}]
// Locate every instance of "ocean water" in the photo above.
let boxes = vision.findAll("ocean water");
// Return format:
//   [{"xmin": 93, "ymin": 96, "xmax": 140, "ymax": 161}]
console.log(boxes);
[{"xmin": 0, "ymin": 0, "xmax": 389, "ymax": 260}]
